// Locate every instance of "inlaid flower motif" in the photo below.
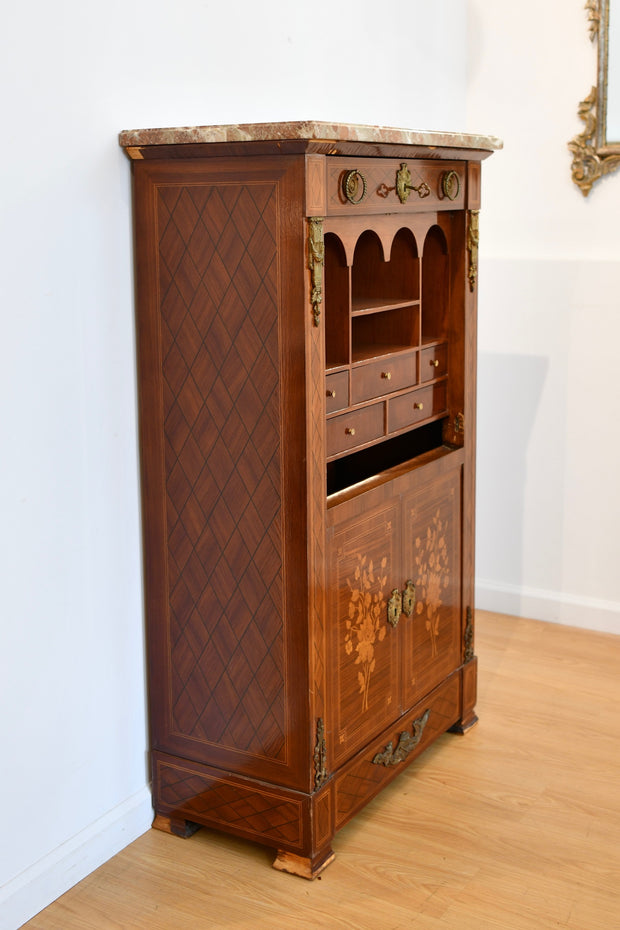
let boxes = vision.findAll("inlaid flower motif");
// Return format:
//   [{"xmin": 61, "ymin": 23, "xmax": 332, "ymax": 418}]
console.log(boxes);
[
  {"xmin": 415, "ymin": 510, "xmax": 449, "ymax": 657},
  {"xmin": 345, "ymin": 555, "xmax": 388, "ymax": 712}
]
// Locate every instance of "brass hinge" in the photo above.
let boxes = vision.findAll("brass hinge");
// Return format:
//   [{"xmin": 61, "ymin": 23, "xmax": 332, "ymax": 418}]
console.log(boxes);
[
  {"xmin": 464, "ymin": 606, "xmax": 474, "ymax": 662},
  {"xmin": 313, "ymin": 717, "xmax": 327, "ymax": 788},
  {"xmin": 307, "ymin": 217, "xmax": 324, "ymax": 327}
]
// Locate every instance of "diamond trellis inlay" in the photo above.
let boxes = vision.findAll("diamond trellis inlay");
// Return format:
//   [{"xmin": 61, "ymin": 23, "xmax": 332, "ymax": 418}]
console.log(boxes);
[{"xmin": 157, "ymin": 181, "xmax": 286, "ymax": 763}]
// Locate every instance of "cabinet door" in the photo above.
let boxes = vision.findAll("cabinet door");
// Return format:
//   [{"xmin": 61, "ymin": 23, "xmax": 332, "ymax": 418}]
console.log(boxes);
[
  {"xmin": 401, "ymin": 464, "xmax": 462, "ymax": 709},
  {"xmin": 327, "ymin": 498, "xmax": 401, "ymax": 768}
]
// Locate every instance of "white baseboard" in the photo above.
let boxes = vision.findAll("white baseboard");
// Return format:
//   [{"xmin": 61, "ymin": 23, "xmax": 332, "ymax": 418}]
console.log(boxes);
[
  {"xmin": 476, "ymin": 579, "xmax": 620, "ymax": 635},
  {"xmin": 0, "ymin": 786, "xmax": 152, "ymax": 930}
]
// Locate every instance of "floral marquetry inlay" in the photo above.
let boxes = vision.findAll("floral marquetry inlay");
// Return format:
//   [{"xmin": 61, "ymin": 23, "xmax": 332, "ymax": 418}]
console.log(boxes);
[
  {"xmin": 345, "ymin": 555, "xmax": 388, "ymax": 713},
  {"xmin": 415, "ymin": 509, "xmax": 450, "ymax": 657}
]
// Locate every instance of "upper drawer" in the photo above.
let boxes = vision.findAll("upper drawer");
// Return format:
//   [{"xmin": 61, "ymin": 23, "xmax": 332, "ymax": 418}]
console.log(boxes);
[
  {"xmin": 327, "ymin": 403, "xmax": 385, "ymax": 458},
  {"xmin": 351, "ymin": 353, "xmax": 416, "ymax": 405},
  {"xmin": 326, "ymin": 370, "xmax": 349, "ymax": 413},
  {"xmin": 420, "ymin": 344, "xmax": 448, "ymax": 382},
  {"xmin": 324, "ymin": 157, "xmax": 465, "ymax": 216}
]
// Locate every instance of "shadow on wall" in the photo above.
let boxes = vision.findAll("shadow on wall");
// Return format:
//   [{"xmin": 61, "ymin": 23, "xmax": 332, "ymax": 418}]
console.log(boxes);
[{"xmin": 475, "ymin": 352, "xmax": 551, "ymax": 607}]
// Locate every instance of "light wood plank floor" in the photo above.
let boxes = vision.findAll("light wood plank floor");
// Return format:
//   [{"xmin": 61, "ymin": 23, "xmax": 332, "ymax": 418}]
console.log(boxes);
[{"xmin": 24, "ymin": 612, "xmax": 620, "ymax": 930}]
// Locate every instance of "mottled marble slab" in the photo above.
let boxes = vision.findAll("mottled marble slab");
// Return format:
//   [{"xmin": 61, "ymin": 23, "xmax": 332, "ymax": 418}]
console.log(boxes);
[{"xmin": 119, "ymin": 120, "xmax": 502, "ymax": 152}]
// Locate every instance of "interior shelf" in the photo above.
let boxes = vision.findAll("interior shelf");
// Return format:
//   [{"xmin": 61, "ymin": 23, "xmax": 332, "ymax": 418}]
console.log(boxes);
[{"xmin": 351, "ymin": 298, "xmax": 419, "ymax": 316}]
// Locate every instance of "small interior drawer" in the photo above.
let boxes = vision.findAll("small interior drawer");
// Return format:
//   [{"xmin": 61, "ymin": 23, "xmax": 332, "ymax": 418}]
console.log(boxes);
[
  {"xmin": 327, "ymin": 403, "xmax": 385, "ymax": 458},
  {"xmin": 420, "ymin": 344, "xmax": 447, "ymax": 382},
  {"xmin": 388, "ymin": 382, "xmax": 447, "ymax": 433},
  {"xmin": 351, "ymin": 353, "xmax": 416, "ymax": 405},
  {"xmin": 326, "ymin": 371, "xmax": 349, "ymax": 414}
]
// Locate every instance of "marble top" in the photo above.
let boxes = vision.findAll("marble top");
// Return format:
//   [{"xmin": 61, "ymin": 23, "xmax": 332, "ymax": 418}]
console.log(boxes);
[{"xmin": 119, "ymin": 120, "xmax": 502, "ymax": 152}]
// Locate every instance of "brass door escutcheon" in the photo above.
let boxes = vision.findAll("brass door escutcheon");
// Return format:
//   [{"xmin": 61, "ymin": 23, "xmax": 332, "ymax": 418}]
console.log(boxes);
[
  {"xmin": 387, "ymin": 588, "xmax": 402, "ymax": 627},
  {"xmin": 396, "ymin": 163, "xmax": 431, "ymax": 203},
  {"xmin": 402, "ymin": 580, "xmax": 416, "ymax": 617}
]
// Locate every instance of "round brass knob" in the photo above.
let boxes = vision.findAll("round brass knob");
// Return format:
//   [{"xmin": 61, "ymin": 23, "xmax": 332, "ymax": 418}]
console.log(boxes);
[
  {"xmin": 414, "ymin": 402, "xmax": 424, "ymax": 410},
  {"xmin": 345, "ymin": 427, "xmax": 356, "ymax": 436},
  {"xmin": 327, "ymin": 389, "xmax": 336, "ymax": 398},
  {"xmin": 381, "ymin": 371, "xmax": 392, "ymax": 380},
  {"xmin": 430, "ymin": 359, "xmax": 439, "ymax": 368}
]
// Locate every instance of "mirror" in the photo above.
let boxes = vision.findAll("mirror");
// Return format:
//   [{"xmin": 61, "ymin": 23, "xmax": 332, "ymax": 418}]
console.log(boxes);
[{"xmin": 569, "ymin": 0, "xmax": 620, "ymax": 194}]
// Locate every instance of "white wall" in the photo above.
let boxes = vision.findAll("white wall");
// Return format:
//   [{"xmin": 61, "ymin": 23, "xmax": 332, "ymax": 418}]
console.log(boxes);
[
  {"xmin": 468, "ymin": 0, "xmax": 620, "ymax": 634},
  {"xmin": 0, "ymin": 2, "xmax": 469, "ymax": 927}
]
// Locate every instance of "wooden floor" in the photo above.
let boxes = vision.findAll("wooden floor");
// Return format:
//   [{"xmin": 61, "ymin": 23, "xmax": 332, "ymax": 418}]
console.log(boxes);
[{"xmin": 25, "ymin": 612, "xmax": 620, "ymax": 930}]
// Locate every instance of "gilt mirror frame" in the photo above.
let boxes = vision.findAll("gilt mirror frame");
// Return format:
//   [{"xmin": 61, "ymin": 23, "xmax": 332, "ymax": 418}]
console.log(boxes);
[{"xmin": 569, "ymin": 0, "xmax": 620, "ymax": 194}]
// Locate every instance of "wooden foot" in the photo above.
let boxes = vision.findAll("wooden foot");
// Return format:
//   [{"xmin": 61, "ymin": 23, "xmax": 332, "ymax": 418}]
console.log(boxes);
[
  {"xmin": 152, "ymin": 813, "xmax": 201, "ymax": 838},
  {"xmin": 449, "ymin": 712, "xmax": 479, "ymax": 735},
  {"xmin": 273, "ymin": 848, "xmax": 335, "ymax": 880}
]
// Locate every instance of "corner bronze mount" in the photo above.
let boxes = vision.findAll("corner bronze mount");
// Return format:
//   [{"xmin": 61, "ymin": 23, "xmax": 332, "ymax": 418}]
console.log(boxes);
[
  {"xmin": 467, "ymin": 211, "xmax": 479, "ymax": 292},
  {"xmin": 464, "ymin": 606, "xmax": 474, "ymax": 662},
  {"xmin": 307, "ymin": 217, "xmax": 324, "ymax": 326},
  {"xmin": 313, "ymin": 718, "xmax": 327, "ymax": 788},
  {"xmin": 372, "ymin": 709, "xmax": 431, "ymax": 766}
]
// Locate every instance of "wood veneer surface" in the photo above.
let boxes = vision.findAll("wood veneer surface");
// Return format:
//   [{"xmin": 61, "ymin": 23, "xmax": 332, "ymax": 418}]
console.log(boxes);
[{"xmin": 24, "ymin": 611, "xmax": 620, "ymax": 930}]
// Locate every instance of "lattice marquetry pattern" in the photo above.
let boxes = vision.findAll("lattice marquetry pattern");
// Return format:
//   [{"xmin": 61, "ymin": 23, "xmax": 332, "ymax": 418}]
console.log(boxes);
[
  {"xmin": 156, "ymin": 181, "xmax": 286, "ymax": 761},
  {"xmin": 158, "ymin": 762, "xmax": 302, "ymax": 846}
]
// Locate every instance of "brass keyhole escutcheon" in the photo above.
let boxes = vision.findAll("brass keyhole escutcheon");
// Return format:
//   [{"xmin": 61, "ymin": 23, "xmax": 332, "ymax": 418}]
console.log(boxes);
[
  {"xmin": 342, "ymin": 169, "xmax": 367, "ymax": 204},
  {"xmin": 396, "ymin": 163, "xmax": 431, "ymax": 203},
  {"xmin": 388, "ymin": 588, "xmax": 403, "ymax": 627},
  {"xmin": 402, "ymin": 580, "xmax": 416, "ymax": 617},
  {"xmin": 441, "ymin": 169, "xmax": 460, "ymax": 201}
]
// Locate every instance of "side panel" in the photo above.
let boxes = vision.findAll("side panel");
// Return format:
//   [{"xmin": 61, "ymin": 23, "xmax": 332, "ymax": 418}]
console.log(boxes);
[{"xmin": 133, "ymin": 155, "xmax": 310, "ymax": 790}]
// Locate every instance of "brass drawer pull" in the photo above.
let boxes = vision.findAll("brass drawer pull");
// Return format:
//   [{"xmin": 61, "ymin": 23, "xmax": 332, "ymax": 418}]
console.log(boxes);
[
  {"xmin": 342, "ymin": 169, "xmax": 367, "ymax": 204},
  {"xmin": 414, "ymin": 402, "xmax": 424, "ymax": 410},
  {"xmin": 441, "ymin": 169, "xmax": 460, "ymax": 201},
  {"xmin": 381, "ymin": 371, "xmax": 392, "ymax": 380},
  {"xmin": 345, "ymin": 427, "xmax": 356, "ymax": 436},
  {"xmin": 430, "ymin": 359, "xmax": 439, "ymax": 368},
  {"xmin": 372, "ymin": 709, "xmax": 430, "ymax": 766},
  {"xmin": 327, "ymin": 389, "xmax": 336, "ymax": 398}
]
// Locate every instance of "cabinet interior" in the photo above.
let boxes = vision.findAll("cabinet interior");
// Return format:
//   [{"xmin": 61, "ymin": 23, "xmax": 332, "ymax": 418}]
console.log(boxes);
[{"xmin": 324, "ymin": 220, "xmax": 455, "ymax": 496}]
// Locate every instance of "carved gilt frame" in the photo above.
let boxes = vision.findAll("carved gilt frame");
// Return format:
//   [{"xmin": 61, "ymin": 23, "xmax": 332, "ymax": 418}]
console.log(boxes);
[{"xmin": 569, "ymin": 0, "xmax": 620, "ymax": 194}]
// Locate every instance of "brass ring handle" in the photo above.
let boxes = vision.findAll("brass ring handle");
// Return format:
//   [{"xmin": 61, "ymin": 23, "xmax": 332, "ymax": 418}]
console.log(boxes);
[
  {"xmin": 345, "ymin": 427, "xmax": 356, "ymax": 436},
  {"xmin": 414, "ymin": 402, "xmax": 424, "ymax": 410},
  {"xmin": 381, "ymin": 371, "xmax": 392, "ymax": 380},
  {"xmin": 441, "ymin": 169, "xmax": 460, "ymax": 201},
  {"xmin": 342, "ymin": 169, "xmax": 367, "ymax": 205}
]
